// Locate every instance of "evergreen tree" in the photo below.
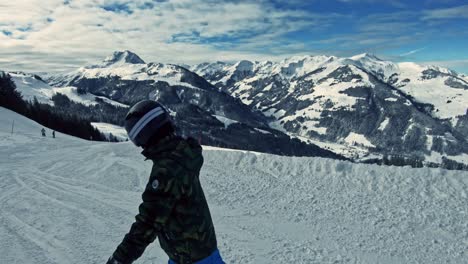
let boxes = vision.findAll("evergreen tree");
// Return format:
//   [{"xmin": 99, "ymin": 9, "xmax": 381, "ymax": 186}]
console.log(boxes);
[{"xmin": 0, "ymin": 72, "xmax": 27, "ymax": 114}]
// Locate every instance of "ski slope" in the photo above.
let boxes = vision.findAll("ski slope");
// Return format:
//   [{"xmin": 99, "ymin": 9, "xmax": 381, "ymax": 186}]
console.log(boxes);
[{"xmin": 0, "ymin": 107, "xmax": 467, "ymax": 264}]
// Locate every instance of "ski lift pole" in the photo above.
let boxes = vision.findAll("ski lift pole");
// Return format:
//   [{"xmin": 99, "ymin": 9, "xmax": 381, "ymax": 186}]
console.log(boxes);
[{"xmin": 11, "ymin": 120, "xmax": 14, "ymax": 135}]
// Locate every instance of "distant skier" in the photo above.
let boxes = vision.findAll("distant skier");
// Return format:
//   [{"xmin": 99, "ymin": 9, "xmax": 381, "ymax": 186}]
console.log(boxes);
[
  {"xmin": 52, "ymin": 130, "xmax": 56, "ymax": 138},
  {"xmin": 106, "ymin": 100, "xmax": 224, "ymax": 264},
  {"xmin": 41, "ymin": 128, "xmax": 46, "ymax": 137}
]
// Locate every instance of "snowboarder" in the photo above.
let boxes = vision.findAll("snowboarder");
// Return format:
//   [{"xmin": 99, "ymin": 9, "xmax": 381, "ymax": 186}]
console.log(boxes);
[
  {"xmin": 41, "ymin": 128, "xmax": 46, "ymax": 137},
  {"xmin": 106, "ymin": 100, "xmax": 224, "ymax": 264},
  {"xmin": 52, "ymin": 130, "xmax": 56, "ymax": 138}
]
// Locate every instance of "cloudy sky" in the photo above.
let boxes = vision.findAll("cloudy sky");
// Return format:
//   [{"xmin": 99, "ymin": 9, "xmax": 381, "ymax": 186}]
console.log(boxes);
[{"xmin": 1, "ymin": 0, "xmax": 467, "ymax": 73}]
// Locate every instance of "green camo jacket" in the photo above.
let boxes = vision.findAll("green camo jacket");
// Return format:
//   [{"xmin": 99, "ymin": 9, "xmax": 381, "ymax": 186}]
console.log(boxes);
[{"xmin": 111, "ymin": 136, "xmax": 217, "ymax": 264}]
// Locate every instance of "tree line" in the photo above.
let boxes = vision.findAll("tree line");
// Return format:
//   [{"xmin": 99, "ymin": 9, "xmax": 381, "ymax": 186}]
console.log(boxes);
[
  {"xmin": 362, "ymin": 153, "xmax": 468, "ymax": 171},
  {"xmin": 51, "ymin": 93, "xmax": 128, "ymax": 126}
]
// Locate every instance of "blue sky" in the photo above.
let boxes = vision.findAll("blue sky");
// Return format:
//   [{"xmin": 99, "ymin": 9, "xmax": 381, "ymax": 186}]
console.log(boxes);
[{"xmin": 0, "ymin": 0, "xmax": 467, "ymax": 73}]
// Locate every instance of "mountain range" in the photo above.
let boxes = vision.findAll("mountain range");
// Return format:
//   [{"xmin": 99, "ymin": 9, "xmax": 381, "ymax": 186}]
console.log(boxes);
[
  {"xmin": 9, "ymin": 51, "xmax": 340, "ymax": 158},
  {"xmin": 5, "ymin": 50, "xmax": 468, "ymax": 167},
  {"xmin": 192, "ymin": 53, "xmax": 468, "ymax": 166}
]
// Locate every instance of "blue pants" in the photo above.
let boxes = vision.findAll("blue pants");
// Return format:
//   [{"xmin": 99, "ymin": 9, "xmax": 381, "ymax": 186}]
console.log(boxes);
[{"xmin": 168, "ymin": 249, "xmax": 225, "ymax": 264}]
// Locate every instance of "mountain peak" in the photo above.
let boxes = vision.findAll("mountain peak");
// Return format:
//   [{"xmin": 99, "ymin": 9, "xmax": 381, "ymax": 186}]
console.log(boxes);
[
  {"xmin": 350, "ymin": 53, "xmax": 381, "ymax": 61},
  {"xmin": 233, "ymin": 60, "xmax": 254, "ymax": 73},
  {"xmin": 103, "ymin": 50, "xmax": 145, "ymax": 65}
]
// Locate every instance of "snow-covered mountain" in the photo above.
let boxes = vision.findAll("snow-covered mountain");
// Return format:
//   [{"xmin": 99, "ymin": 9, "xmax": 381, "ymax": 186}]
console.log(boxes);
[
  {"xmin": 47, "ymin": 51, "xmax": 339, "ymax": 158},
  {"xmin": 7, "ymin": 50, "xmax": 467, "ymax": 166},
  {"xmin": 49, "ymin": 51, "xmax": 266, "ymax": 127},
  {"xmin": 8, "ymin": 71, "xmax": 128, "ymax": 108},
  {"xmin": 1, "ymin": 106, "xmax": 467, "ymax": 263},
  {"xmin": 192, "ymin": 54, "xmax": 468, "ymax": 165}
]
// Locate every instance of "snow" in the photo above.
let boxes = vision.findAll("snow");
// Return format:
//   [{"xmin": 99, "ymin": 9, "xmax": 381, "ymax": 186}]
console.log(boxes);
[
  {"xmin": 425, "ymin": 151, "xmax": 444, "ymax": 164},
  {"xmin": 273, "ymin": 55, "xmax": 336, "ymax": 78},
  {"xmin": 395, "ymin": 63, "xmax": 468, "ymax": 120},
  {"xmin": 272, "ymin": 63, "xmax": 375, "ymax": 137},
  {"xmin": 213, "ymin": 115, "xmax": 238, "ymax": 128},
  {"xmin": 217, "ymin": 61, "xmax": 255, "ymax": 85},
  {"xmin": 298, "ymin": 135, "xmax": 372, "ymax": 160},
  {"xmin": 192, "ymin": 54, "xmax": 468, "ymax": 167},
  {"xmin": 91, "ymin": 123, "xmax": 128, "ymax": 141},
  {"xmin": 10, "ymin": 72, "xmax": 54, "ymax": 104},
  {"xmin": 297, "ymin": 79, "xmax": 361, "ymax": 107},
  {"xmin": 1, "ymin": 107, "xmax": 468, "ymax": 263},
  {"xmin": 263, "ymin": 83, "xmax": 273, "ymax": 91},
  {"xmin": 102, "ymin": 50, "xmax": 145, "ymax": 66},
  {"xmin": 234, "ymin": 60, "xmax": 254, "ymax": 72},
  {"xmin": 422, "ymin": 150, "xmax": 468, "ymax": 165},
  {"xmin": 263, "ymin": 108, "xmax": 286, "ymax": 119},
  {"xmin": 196, "ymin": 55, "xmax": 467, "ymax": 125},
  {"xmin": 0, "ymin": 107, "xmax": 78, "ymax": 146},
  {"xmin": 241, "ymin": 98, "xmax": 253, "ymax": 105},
  {"xmin": 9, "ymin": 72, "xmax": 128, "ymax": 108},
  {"xmin": 232, "ymin": 82, "xmax": 254, "ymax": 100},
  {"xmin": 344, "ymin": 132, "xmax": 375, "ymax": 148},
  {"xmin": 190, "ymin": 62, "xmax": 230, "ymax": 77},
  {"xmin": 347, "ymin": 54, "xmax": 399, "ymax": 82},
  {"xmin": 426, "ymin": 135, "xmax": 434, "ymax": 151},
  {"xmin": 349, "ymin": 53, "xmax": 376, "ymax": 61},
  {"xmin": 75, "ymin": 63, "xmax": 200, "ymax": 90},
  {"xmin": 253, "ymin": 128, "xmax": 271, "ymax": 134},
  {"xmin": 402, "ymin": 121, "xmax": 416, "ymax": 140},
  {"xmin": 202, "ymin": 145, "xmax": 263, "ymax": 156},
  {"xmin": 300, "ymin": 120, "xmax": 327, "ymax": 135},
  {"xmin": 194, "ymin": 55, "xmax": 468, "ymax": 125},
  {"xmin": 448, "ymin": 153, "xmax": 468, "ymax": 164},
  {"xmin": 378, "ymin": 118, "xmax": 390, "ymax": 131},
  {"xmin": 52, "ymin": 87, "xmax": 129, "ymax": 108}
]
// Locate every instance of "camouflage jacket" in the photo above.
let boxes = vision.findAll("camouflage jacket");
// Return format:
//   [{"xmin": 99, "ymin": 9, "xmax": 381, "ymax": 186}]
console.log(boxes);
[{"xmin": 111, "ymin": 136, "xmax": 218, "ymax": 264}]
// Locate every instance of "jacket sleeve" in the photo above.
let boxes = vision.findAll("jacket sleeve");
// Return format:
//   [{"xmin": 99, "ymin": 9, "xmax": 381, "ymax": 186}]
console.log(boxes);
[{"xmin": 111, "ymin": 164, "xmax": 181, "ymax": 264}]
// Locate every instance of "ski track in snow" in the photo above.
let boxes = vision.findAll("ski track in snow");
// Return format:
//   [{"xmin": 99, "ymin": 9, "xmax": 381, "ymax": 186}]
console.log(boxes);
[{"xmin": 1, "ymin": 107, "xmax": 468, "ymax": 264}]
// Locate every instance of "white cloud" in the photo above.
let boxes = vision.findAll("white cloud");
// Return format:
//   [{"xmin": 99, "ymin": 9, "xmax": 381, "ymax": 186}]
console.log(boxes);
[
  {"xmin": 0, "ymin": 1, "xmax": 466, "ymax": 73},
  {"xmin": 337, "ymin": 0, "xmax": 406, "ymax": 8},
  {"xmin": 422, "ymin": 4, "xmax": 468, "ymax": 20},
  {"xmin": 0, "ymin": 0, "xmax": 321, "ymax": 72},
  {"xmin": 399, "ymin": 47, "xmax": 426, "ymax": 57}
]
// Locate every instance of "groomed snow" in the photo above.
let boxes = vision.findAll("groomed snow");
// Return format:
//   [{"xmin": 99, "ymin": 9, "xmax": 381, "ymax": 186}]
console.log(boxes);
[{"xmin": 1, "ymin": 107, "xmax": 467, "ymax": 264}]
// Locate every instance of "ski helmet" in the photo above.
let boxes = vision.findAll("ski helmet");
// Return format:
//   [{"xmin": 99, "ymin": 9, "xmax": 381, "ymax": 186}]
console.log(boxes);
[{"xmin": 124, "ymin": 100, "xmax": 172, "ymax": 147}]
